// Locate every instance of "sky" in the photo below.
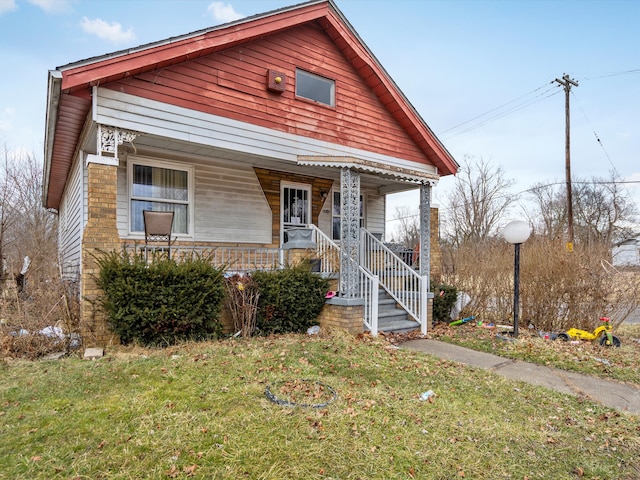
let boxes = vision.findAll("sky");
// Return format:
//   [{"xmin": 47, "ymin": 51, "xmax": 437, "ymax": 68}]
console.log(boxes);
[{"xmin": 1, "ymin": 0, "xmax": 639, "ymax": 233}]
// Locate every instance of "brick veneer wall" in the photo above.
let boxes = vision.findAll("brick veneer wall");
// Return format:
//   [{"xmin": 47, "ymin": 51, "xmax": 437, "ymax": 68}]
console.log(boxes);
[
  {"xmin": 80, "ymin": 162, "xmax": 121, "ymax": 347},
  {"xmin": 430, "ymin": 207, "xmax": 442, "ymax": 282}
]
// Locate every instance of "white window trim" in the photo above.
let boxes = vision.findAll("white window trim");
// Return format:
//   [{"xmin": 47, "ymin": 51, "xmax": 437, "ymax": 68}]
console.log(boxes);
[
  {"xmin": 127, "ymin": 155, "xmax": 195, "ymax": 238},
  {"xmin": 280, "ymin": 181, "xmax": 312, "ymax": 244},
  {"xmin": 295, "ymin": 68, "xmax": 336, "ymax": 107}
]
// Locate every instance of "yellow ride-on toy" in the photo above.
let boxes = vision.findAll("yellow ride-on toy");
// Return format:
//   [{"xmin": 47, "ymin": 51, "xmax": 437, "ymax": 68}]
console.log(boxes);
[{"xmin": 557, "ymin": 317, "xmax": 621, "ymax": 347}]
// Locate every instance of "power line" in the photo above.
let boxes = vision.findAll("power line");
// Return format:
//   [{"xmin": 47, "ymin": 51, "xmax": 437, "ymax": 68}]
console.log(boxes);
[
  {"xmin": 439, "ymin": 83, "xmax": 556, "ymax": 135},
  {"xmin": 436, "ymin": 67, "xmax": 640, "ymax": 139},
  {"xmin": 441, "ymin": 85, "xmax": 560, "ymax": 138},
  {"xmin": 583, "ymin": 67, "xmax": 640, "ymax": 80}
]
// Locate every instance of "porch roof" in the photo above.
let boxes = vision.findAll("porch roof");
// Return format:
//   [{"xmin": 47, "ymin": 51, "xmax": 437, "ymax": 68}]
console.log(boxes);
[{"xmin": 297, "ymin": 156, "xmax": 439, "ymax": 186}]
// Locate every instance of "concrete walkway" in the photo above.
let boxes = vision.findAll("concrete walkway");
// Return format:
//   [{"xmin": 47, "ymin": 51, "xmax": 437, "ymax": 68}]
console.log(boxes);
[{"xmin": 400, "ymin": 339, "xmax": 640, "ymax": 416}]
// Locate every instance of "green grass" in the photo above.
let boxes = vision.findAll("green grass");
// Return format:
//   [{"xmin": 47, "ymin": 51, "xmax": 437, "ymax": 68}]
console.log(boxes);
[{"xmin": 1, "ymin": 330, "xmax": 639, "ymax": 479}]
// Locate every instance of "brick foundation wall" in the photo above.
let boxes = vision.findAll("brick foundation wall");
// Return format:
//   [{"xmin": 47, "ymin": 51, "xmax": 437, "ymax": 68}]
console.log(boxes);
[{"xmin": 316, "ymin": 300, "xmax": 364, "ymax": 335}]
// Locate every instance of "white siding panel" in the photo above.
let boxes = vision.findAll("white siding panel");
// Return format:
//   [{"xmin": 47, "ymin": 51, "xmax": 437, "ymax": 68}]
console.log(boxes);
[
  {"xmin": 193, "ymin": 160, "xmax": 272, "ymax": 243},
  {"xmin": 117, "ymin": 155, "xmax": 271, "ymax": 244},
  {"xmin": 58, "ymin": 156, "xmax": 83, "ymax": 283},
  {"xmin": 365, "ymin": 190, "xmax": 385, "ymax": 238},
  {"xmin": 94, "ymin": 88, "xmax": 438, "ymax": 176}
]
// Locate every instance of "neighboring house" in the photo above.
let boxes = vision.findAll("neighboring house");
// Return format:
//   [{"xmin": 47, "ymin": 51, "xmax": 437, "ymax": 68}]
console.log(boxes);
[
  {"xmin": 612, "ymin": 237, "xmax": 640, "ymax": 267},
  {"xmin": 43, "ymin": 0, "xmax": 458, "ymax": 347}
]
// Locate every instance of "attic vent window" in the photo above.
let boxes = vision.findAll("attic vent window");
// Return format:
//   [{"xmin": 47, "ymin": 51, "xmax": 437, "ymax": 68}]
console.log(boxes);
[{"xmin": 296, "ymin": 69, "xmax": 335, "ymax": 107}]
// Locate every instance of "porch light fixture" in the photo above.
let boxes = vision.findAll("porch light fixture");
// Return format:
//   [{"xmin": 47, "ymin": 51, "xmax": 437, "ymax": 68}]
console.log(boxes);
[
  {"xmin": 320, "ymin": 190, "xmax": 328, "ymax": 200},
  {"xmin": 503, "ymin": 220, "xmax": 531, "ymax": 338}
]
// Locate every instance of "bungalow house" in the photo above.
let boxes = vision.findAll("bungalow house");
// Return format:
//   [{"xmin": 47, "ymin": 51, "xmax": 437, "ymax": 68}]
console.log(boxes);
[{"xmin": 43, "ymin": 0, "xmax": 458, "ymax": 347}]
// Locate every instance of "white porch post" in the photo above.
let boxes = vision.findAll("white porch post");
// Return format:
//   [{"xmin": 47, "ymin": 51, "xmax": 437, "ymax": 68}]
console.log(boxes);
[
  {"xmin": 419, "ymin": 183, "xmax": 432, "ymax": 333},
  {"xmin": 340, "ymin": 167, "xmax": 360, "ymax": 298}
]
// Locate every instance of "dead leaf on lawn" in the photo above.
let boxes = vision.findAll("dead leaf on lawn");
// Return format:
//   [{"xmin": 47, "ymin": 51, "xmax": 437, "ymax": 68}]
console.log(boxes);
[
  {"xmin": 183, "ymin": 464, "xmax": 197, "ymax": 476},
  {"xmin": 166, "ymin": 465, "xmax": 179, "ymax": 478}
]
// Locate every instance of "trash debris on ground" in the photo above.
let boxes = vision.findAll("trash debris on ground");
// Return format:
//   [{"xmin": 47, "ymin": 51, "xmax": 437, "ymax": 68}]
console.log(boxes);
[
  {"xmin": 450, "ymin": 292, "xmax": 471, "ymax": 320},
  {"xmin": 449, "ymin": 315, "xmax": 476, "ymax": 326},
  {"xmin": 496, "ymin": 334, "xmax": 515, "ymax": 342},
  {"xmin": 593, "ymin": 357, "xmax": 611, "ymax": 365},
  {"xmin": 538, "ymin": 331, "xmax": 558, "ymax": 340},
  {"xmin": 307, "ymin": 325, "xmax": 320, "ymax": 335},
  {"xmin": 419, "ymin": 390, "xmax": 435, "ymax": 402},
  {"xmin": 477, "ymin": 320, "xmax": 495, "ymax": 329},
  {"xmin": 265, "ymin": 379, "xmax": 337, "ymax": 408},
  {"xmin": 39, "ymin": 326, "xmax": 65, "ymax": 340},
  {"xmin": 83, "ymin": 347, "xmax": 104, "ymax": 360}
]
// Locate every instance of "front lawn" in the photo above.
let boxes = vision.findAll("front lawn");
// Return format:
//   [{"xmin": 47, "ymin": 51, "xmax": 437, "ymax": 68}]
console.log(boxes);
[{"xmin": 1, "ymin": 330, "xmax": 639, "ymax": 479}]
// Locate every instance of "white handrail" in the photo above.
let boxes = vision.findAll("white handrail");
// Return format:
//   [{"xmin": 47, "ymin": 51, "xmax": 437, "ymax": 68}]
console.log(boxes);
[
  {"xmin": 361, "ymin": 229, "xmax": 428, "ymax": 333},
  {"xmin": 308, "ymin": 224, "xmax": 340, "ymax": 274},
  {"xmin": 308, "ymin": 225, "xmax": 379, "ymax": 335},
  {"xmin": 359, "ymin": 264, "xmax": 379, "ymax": 336}
]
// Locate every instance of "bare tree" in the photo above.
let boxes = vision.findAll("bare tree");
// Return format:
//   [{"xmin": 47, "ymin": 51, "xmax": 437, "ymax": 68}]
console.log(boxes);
[
  {"xmin": 0, "ymin": 147, "xmax": 57, "ymax": 289},
  {"xmin": 0, "ymin": 146, "xmax": 23, "ymax": 284},
  {"xmin": 525, "ymin": 182, "xmax": 566, "ymax": 239},
  {"xmin": 524, "ymin": 172, "xmax": 638, "ymax": 246},
  {"xmin": 443, "ymin": 156, "xmax": 516, "ymax": 246},
  {"xmin": 388, "ymin": 206, "xmax": 420, "ymax": 248},
  {"xmin": 572, "ymin": 172, "xmax": 638, "ymax": 245}
]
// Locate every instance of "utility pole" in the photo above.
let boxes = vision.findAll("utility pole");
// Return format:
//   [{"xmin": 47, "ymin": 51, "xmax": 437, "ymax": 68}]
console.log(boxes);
[{"xmin": 553, "ymin": 74, "xmax": 578, "ymax": 252}]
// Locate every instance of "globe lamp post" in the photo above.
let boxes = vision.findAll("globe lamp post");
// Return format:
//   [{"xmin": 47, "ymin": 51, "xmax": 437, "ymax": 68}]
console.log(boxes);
[{"xmin": 503, "ymin": 221, "xmax": 531, "ymax": 338}]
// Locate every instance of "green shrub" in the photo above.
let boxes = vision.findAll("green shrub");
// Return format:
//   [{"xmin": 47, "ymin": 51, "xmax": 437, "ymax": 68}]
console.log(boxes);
[
  {"xmin": 431, "ymin": 280, "xmax": 458, "ymax": 323},
  {"xmin": 252, "ymin": 264, "xmax": 330, "ymax": 335},
  {"xmin": 96, "ymin": 251, "xmax": 225, "ymax": 346}
]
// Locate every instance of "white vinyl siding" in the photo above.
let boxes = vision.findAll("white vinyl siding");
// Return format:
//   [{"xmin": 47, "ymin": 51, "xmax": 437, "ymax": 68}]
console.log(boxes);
[
  {"xmin": 57, "ymin": 155, "xmax": 84, "ymax": 283},
  {"xmin": 365, "ymin": 191, "xmax": 385, "ymax": 238},
  {"xmin": 117, "ymin": 155, "xmax": 271, "ymax": 243}
]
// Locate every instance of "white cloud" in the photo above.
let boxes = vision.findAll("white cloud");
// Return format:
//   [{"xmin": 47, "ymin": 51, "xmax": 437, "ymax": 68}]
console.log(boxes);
[
  {"xmin": 27, "ymin": 0, "xmax": 72, "ymax": 14},
  {"xmin": 80, "ymin": 17, "xmax": 136, "ymax": 44},
  {"xmin": 0, "ymin": 0, "xmax": 17, "ymax": 15},
  {"xmin": 206, "ymin": 1, "xmax": 244, "ymax": 23}
]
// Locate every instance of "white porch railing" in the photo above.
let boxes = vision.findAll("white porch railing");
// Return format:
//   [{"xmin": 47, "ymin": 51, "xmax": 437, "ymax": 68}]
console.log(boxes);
[
  {"xmin": 308, "ymin": 225, "xmax": 379, "ymax": 335},
  {"xmin": 360, "ymin": 229, "xmax": 428, "ymax": 334},
  {"xmin": 125, "ymin": 243, "xmax": 287, "ymax": 272},
  {"xmin": 307, "ymin": 224, "xmax": 340, "ymax": 274}
]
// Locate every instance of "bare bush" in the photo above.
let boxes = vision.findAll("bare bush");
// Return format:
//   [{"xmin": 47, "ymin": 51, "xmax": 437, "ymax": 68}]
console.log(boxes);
[
  {"xmin": 442, "ymin": 237, "xmax": 639, "ymax": 331},
  {"xmin": 0, "ymin": 147, "xmax": 75, "ymax": 359}
]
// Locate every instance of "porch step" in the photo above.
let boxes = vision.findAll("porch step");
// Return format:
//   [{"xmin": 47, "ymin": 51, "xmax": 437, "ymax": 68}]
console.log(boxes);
[{"xmin": 372, "ymin": 289, "xmax": 420, "ymax": 334}]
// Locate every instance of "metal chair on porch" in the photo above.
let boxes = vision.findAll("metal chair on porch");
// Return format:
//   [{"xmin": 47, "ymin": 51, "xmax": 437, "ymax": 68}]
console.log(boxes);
[{"xmin": 143, "ymin": 210, "xmax": 174, "ymax": 261}]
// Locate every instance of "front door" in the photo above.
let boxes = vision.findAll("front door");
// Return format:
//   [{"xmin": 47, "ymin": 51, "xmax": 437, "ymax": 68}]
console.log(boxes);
[{"xmin": 281, "ymin": 183, "xmax": 311, "ymax": 245}]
